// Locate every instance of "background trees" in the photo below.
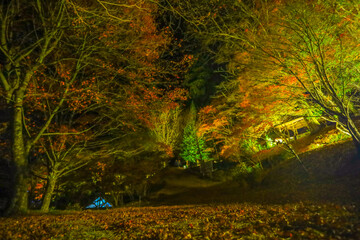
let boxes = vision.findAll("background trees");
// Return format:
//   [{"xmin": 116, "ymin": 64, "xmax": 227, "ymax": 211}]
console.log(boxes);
[
  {"xmin": 3, "ymin": 0, "xmax": 360, "ymax": 214},
  {"xmin": 0, "ymin": 0, "xmax": 189, "ymax": 214},
  {"xmin": 236, "ymin": 0, "xmax": 360, "ymax": 154},
  {"xmin": 165, "ymin": 0, "xmax": 360, "ymax": 159}
]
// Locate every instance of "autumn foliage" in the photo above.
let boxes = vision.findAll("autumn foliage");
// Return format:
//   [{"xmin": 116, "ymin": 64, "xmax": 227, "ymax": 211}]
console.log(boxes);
[{"xmin": 3, "ymin": 0, "xmax": 360, "ymax": 216}]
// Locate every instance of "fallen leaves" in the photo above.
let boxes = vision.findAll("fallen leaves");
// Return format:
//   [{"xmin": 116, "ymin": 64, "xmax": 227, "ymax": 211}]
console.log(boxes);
[{"xmin": 1, "ymin": 202, "xmax": 360, "ymax": 239}]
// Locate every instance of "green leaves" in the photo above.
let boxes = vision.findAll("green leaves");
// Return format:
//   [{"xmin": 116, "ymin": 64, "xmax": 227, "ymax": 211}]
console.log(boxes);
[
  {"xmin": 180, "ymin": 124, "xmax": 200, "ymax": 164},
  {"xmin": 180, "ymin": 123, "xmax": 211, "ymax": 165}
]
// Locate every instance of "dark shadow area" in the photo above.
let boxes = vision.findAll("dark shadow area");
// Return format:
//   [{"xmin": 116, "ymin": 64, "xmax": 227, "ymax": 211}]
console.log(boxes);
[{"xmin": 149, "ymin": 140, "xmax": 360, "ymax": 207}]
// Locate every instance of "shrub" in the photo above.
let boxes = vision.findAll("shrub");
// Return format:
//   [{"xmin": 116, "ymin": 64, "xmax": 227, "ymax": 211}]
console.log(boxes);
[
  {"xmin": 65, "ymin": 203, "xmax": 83, "ymax": 211},
  {"xmin": 231, "ymin": 162, "xmax": 264, "ymax": 187},
  {"xmin": 307, "ymin": 129, "xmax": 351, "ymax": 151},
  {"xmin": 213, "ymin": 169, "xmax": 233, "ymax": 182}
]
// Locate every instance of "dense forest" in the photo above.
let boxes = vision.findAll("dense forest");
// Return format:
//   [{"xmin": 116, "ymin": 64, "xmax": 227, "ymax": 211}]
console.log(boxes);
[{"xmin": 1, "ymin": 0, "xmax": 360, "ymax": 217}]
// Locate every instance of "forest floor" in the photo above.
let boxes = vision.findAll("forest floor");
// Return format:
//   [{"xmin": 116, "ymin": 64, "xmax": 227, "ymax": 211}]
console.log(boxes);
[
  {"xmin": 2, "ymin": 130, "xmax": 360, "ymax": 239},
  {"xmin": 1, "ymin": 202, "xmax": 360, "ymax": 239}
]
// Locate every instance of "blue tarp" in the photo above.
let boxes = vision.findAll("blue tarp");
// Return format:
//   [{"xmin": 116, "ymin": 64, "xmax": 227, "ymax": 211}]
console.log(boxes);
[{"xmin": 86, "ymin": 197, "xmax": 112, "ymax": 209}]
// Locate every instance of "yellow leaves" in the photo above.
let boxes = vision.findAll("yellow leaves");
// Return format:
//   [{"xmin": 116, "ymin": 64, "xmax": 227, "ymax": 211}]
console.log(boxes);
[{"xmin": 183, "ymin": 232, "xmax": 192, "ymax": 239}]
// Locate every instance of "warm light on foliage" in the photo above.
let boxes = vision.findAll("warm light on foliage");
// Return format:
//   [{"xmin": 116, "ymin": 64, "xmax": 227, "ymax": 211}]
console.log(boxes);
[{"xmin": 3, "ymin": 0, "xmax": 360, "ymax": 215}]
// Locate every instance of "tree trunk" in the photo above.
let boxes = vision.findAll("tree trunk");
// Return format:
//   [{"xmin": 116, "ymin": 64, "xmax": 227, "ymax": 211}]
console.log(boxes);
[
  {"xmin": 347, "ymin": 118, "xmax": 360, "ymax": 160},
  {"xmin": 195, "ymin": 137, "xmax": 206, "ymax": 177},
  {"xmin": 207, "ymin": 161, "xmax": 213, "ymax": 179},
  {"xmin": 199, "ymin": 160, "xmax": 205, "ymax": 177},
  {"xmin": 119, "ymin": 193, "xmax": 124, "ymax": 206},
  {"xmin": 111, "ymin": 191, "xmax": 124, "ymax": 207},
  {"xmin": 6, "ymin": 103, "xmax": 29, "ymax": 215},
  {"xmin": 112, "ymin": 193, "xmax": 119, "ymax": 207},
  {"xmin": 352, "ymin": 138, "xmax": 360, "ymax": 158},
  {"xmin": 40, "ymin": 174, "xmax": 57, "ymax": 212}
]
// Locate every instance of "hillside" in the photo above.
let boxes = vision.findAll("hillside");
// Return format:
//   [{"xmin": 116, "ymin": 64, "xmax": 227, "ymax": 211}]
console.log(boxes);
[{"xmin": 149, "ymin": 140, "xmax": 360, "ymax": 206}]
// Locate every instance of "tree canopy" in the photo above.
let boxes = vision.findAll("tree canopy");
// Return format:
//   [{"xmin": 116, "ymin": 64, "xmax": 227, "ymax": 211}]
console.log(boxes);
[{"xmin": 2, "ymin": 0, "xmax": 360, "ymax": 214}]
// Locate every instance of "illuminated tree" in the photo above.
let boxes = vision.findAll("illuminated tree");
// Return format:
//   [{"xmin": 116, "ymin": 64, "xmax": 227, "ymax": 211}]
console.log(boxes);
[
  {"xmin": 181, "ymin": 121, "xmax": 212, "ymax": 168},
  {"xmin": 0, "ymin": 0, "xmax": 72, "ymax": 214},
  {"xmin": 150, "ymin": 106, "xmax": 183, "ymax": 158},
  {"xmin": 165, "ymin": 0, "xmax": 360, "ymax": 158},
  {"xmin": 180, "ymin": 124, "xmax": 198, "ymax": 165},
  {"xmin": 64, "ymin": 0, "xmax": 192, "ymax": 206},
  {"xmin": 0, "ymin": 0, "xmax": 182, "ymax": 214},
  {"xmin": 34, "ymin": 124, "xmax": 99, "ymax": 212},
  {"xmin": 180, "ymin": 102, "xmax": 212, "ymax": 177},
  {"xmin": 210, "ymin": 49, "xmax": 309, "ymax": 157},
  {"xmin": 197, "ymin": 104, "xmax": 231, "ymax": 158},
  {"xmin": 240, "ymin": 0, "xmax": 360, "ymax": 154}
]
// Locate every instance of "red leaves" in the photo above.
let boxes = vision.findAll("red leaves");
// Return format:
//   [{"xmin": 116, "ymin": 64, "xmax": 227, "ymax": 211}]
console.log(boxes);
[
  {"xmin": 125, "ymin": 83, "xmax": 187, "ymax": 129},
  {"xmin": 199, "ymin": 105, "xmax": 217, "ymax": 115},
  {"xmin": 33, "ymin": 181, "xmax": 45, "ymax": 200}
]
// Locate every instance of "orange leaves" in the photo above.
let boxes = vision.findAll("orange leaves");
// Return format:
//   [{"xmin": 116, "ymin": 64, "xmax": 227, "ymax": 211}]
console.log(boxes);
[
  {"xmin": 212, "ymin": 117, "xmax": 228, "ymax": 129},
  {"xmin": 36, "ymin": 124, "xmax": 89, "ymax": 156},
  {"xmin": 56, "ymin": 63, "xmax": 71, "ymax": 81},
  {"xmin": 198, "ymin": 104, "xmax": 229, "ymax": 139},
  {"xmin": 239, "ymin": 96, "xmax": 251, "ymax": 108},
  {"xmin": 282, "ymin": 76, "xmax": 297, "ymax": 85},
  {"xmin": 199, "ymin": 116, "xmax": 228, "ymax": 137},
  {"xmin": 166, "ymin": 88, "xmax": 188, "ymax": 103},
  {"xmin": 125, "ymin": 82, "xmax": 188, "ymax": 128},
  {"xmin": 96, "ymin": 161, "xmax": 106, "ymax": 172},
  {"xmin": 25, "ymin": 61, "xmax": 104, "ymax": 120},
  {"xmin": 180, "ymin": 54, "xmax": 196, "ymax": 68},
  {"xmin": 31, "ymin": 178, "xmax": 47, "ymax": 201},
  {"xmin": 199, "ymin": 105, "xmax": 217, "ymax": 115},
  {"xmin": 92, "ymin": 161, "xmax": 107, "ymax": 182},
  {"xmin": 120, "ymin": 2, "xmax": 170, "ymax": 63},
  {"xmin": 66, "ymin": 77, "xmax": 103, "ymax": 112},
  {"xmin": 158, "ymin": 142, "xmax": 174, "ymax": 158}
]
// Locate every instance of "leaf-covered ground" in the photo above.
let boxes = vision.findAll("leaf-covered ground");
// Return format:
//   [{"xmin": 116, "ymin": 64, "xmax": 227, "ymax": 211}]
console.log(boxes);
[{"xmin": 1, "ymin": 203, "xmax": 360, "ymax": 239}]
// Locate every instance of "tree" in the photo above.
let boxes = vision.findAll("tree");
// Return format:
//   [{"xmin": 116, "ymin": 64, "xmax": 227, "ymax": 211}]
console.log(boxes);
[
  {"xmin": 180, "ymin": 102, "xmax": 212, "ymax": 176},
  {"xmin": 0, "ymin": 0, "xmax": 182, "ymax": 214},
  {"xmin": 180, "ymin": 122, "xmax": 212, "ymax": 176},
  {"xmin": 0, "ymin": 0, "xmax": 72, "ymax": 214},
  {"xmin": 197, "ymin": 104, "xmax": 231, "ymax": 159},
  {"xmin": 240, "ymin": 0, "xmax": 360, "ymax": 154},
  {"xmin": 165, "ymin": 0, "xmax": 360, "ymax": 159},
  {"xmin": 208, "ymin": 49, "xmax": 310, "ymax": 158},
  {"xmin": 0, "ymin": 0, "xmax": 112, "ymax": 214},
  {"xmin": 34, "ymin": 124, "xmax": 99, "ymax": 212},
  {"xmin": 181, "ymin": 123, "xmax": 199, "ymax": 165},
  {"xmin": 150, "ymin": 106, "xmax": 183, "ymax": 158}
]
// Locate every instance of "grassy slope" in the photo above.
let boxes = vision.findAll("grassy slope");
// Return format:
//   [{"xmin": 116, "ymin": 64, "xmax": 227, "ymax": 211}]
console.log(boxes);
[{"xmin": 149, "ymin": 138, "xmax": 360, "ymax": 206}]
